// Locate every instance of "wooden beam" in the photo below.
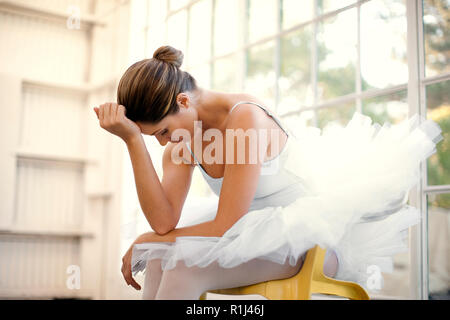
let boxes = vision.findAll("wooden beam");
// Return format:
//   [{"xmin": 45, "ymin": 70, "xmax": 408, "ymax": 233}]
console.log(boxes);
[{"xmin": 0, "ymin": 0, "xmax": 106, "ymax": 28}]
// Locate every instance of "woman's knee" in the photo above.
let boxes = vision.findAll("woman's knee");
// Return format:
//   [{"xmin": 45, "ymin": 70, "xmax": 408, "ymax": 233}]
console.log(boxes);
[{"xmin": 255, "ymin": 256, "xmax": 304, "ymax": 282}]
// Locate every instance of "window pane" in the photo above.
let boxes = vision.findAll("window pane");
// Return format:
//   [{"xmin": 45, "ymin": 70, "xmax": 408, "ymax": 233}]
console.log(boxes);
[
  {"xmin": 187, "ymin": 62, "xmax": 211, "ymax": 89},
  {"xmin": 426, "ymin": 80, "xmax": 450, "ymax": 186},
  {"xmin": 129, "ymin": 29, "xmax": 147, "ymax": 63},
  {"xmin": 248, "ymin": 0, "xmax": 278, "ymax": 44},
  {"xmin": 317, "ymin": 8, "xmax": 357, "ymax": 103},
  {"xmin": 279, "ymin": 26, "xmax": 313, "ymax": 114},
  {"xmin": 147, "ymin": 0, "xmax": 167, "ymax": 56},
  {"xmin": 147, "ymin": 27, "xmax": 166, "ymax": 58},
  {"xmin": 377, "ymin": 243, "xmax": 413, "ymax": 298},
  {"xmin": 282, "ymin": 0, "xmax": 313, "ymax": 30},
  {"xmin": 423, "ymin": 0, "xmax": 450, "ymax": 77},
  {"xmin": 426, "ymin": 193, "xmax": 450, "ymax": 300},
  {"xmin": 245, "ymin": 41, "xmax": 276, "ymax": 106},
  {"xmin": 130, "ymin": 0, "xmax": 149, "ymax": 30},
  {"xmin": 283, "ymin": 110, "xmax": 315, "ymax": 130},
  {"xmin": 167, "ymin": 10, "xmax": 188, "ymax": 54},
  {"xmin": 188, "ymin": 0, "xmax": 212, "ymax": 66},
  {"xmin": 362, "ymin": 90, "xmax": 409, "ymax": 126},
  {"xmin": 214, "ymin": 0, "xmax": 240, "ymax": 56},
  {"xmin": 317, "ymin": 0, "xmax": 356, "ymax": 14},
  {"xmin": 169, "ymin": 0, "xmax": 189, "ymax": 11},
  {"xmin": 360, "ymin": 0, "xmax": 408, "ymax": 91},
  {"xmin": 316, "ymin": 102, "xmax": 356, "ymax": 130},
  {"xmin": 213, "ymin": 54, "xmax": 240, "ymax": 92},
  {"xmin": 149, "ymin": 0, "xmax": 167, "ymax": 29}
]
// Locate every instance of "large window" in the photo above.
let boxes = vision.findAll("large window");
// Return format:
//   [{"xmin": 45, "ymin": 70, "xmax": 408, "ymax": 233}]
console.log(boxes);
[{"xmin": 127, "ymin": 0, "xmax": 449, "ymax": 299}]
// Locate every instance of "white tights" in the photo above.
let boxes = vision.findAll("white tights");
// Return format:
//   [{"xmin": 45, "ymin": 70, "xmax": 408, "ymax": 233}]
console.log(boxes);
[{"xmin": 141, "ymin": 249, "xmax": 339, "ymax": 300}]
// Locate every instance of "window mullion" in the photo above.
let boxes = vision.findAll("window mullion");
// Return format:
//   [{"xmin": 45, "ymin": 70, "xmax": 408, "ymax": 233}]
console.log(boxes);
[
  {"xmin": 275, "ymin": 0, "xmax": 281, "ymax": 112},
  {"xmin": 164, "ymin": 0, "xmax": 169, "ymax": 43},
  {"xmin": 311, "ymin": 0, "xmax": 318, "ymax": 127},
  {"xmin": 356, "ymin": 2, "xmax": 362, "ymax": 113},
  {"xmin": 406, "ymin": 0, "xmax": 427, "ymax": 300},
  {"xmin": 417, "ymin": 0, "xmax": 429, "ymax": 301},
  {"xmin": 210, "ymin": 0, "xmax": 215, "ymax": 89},
  {"xmin": 186, "ymin": 5, "xmax": 191, "ymax": 68}
]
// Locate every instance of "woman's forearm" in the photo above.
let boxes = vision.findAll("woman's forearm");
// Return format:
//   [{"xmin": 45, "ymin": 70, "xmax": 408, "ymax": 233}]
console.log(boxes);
[
  {"xmin": 125, "ymin": 135, "xmax": 175, "ymax": 234},
  {"xmin": 135, "ymin": 220, "xmax": 224, "ymax": 244}
]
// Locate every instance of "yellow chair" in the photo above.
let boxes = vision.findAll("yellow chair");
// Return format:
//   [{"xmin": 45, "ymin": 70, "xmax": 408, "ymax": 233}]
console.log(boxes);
[{"xmin": 200, "ymin": 245, "xmax": 370, "ymax": 300}]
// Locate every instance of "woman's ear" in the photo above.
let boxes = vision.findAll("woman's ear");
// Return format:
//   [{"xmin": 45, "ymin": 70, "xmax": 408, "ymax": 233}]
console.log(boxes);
[{"xmin": 177, "ymin": 92, "xmax": 190, "ymax": 109}]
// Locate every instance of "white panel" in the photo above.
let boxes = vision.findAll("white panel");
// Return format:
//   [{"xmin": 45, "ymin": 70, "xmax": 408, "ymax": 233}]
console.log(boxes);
[
  {"xmin": 15, "ymin": 158, "xmax": 84, "ymax": 232},
  {"xmin": 0, "ymin": 11, "xmax": 89, "ymax": 83},
  {"xmin": 116, "ymin": 0, "xmax": 133, "ymax": 73},
  {"xmin": 79, "ymin": 197, "xmax": 106, "ymax": 299},
  {"xmin": 95, "ymin": 0, "xmax": 119, "ymax": 15},
  {"xmin": 20, "ymin": 85, "xmax": 86, "ymax": 156},
  {"xmin": 89, "ymin": 14, "xmax": 116, "ymax": 83},
  {"xmin": 0, "ymin": 234, "xmax": 81, "ymax": 298},
  {"xmin": 12, "ymin": 0, "xmax": 94, "ymax": 14},
  {"xmin": 90, "ymin": 0, "xmax": 131, "ymax": 83},
  {"xmin": 85, "ymin": 87, "xmax": 114, "ymax": 194},
  {"xmin": 0, "ymin": 0, "xmax": 133, "ymax": 300},
  {"xmin": 0, "ymin": 74, "xmax": 21, "ymax": 228}
]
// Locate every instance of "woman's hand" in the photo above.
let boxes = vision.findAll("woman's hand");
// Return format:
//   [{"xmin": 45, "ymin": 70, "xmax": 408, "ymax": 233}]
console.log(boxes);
[
  {"xmin": 121, "ymin": 237, "xmax": 142, "ymax": 291},
  {"xmin": 93, "ymin": 102, "xmax": 141, "ymax": 143},
  {"xmin": 121, "ymin": 231, "xmax": 159, "ymax": 291}
]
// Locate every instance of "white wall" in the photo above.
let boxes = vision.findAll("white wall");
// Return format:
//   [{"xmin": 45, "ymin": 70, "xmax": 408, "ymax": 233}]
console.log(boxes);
[{"xmin": 0, "ymin": 0, "xmax": 133, "ymax": 299}]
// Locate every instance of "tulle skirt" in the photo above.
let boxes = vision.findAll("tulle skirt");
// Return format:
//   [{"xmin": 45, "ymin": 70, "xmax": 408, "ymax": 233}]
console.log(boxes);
[{"xmin": 131, "ymin": 111, "xmax": 444, "ymax": 292}]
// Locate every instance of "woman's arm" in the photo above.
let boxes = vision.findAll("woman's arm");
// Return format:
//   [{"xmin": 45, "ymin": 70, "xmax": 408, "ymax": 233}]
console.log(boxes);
[
  {"xmin": 132, "ymin": 219, "xmax": 222, "ymax": 243},
  {"xmin": 94, "ymin": 103, "xmax": 176, "ymax": 234},
  {"xmin": 126, "ymin": 135, "xmax": 176, "ymax": 235},
  {"xmin": 132, "ymin": 104, "xmax": 267, "ymax": 242},
  {"xmin": 122, "ymin": 105, "xmax": 268, "ymax": 289}
]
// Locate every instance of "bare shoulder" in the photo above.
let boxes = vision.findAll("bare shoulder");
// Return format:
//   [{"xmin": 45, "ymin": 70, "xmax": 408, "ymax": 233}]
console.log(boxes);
[
  {"xmin": 226, "ymin": 95, "xmax": 273, "ymax": 130},
  {"xmin": 224, "ymin": 98, "xmax": 272, "ymax": 160},
  {"xmin": 240, "ymin": 94, "xmax": 274, "ymax": 113}
]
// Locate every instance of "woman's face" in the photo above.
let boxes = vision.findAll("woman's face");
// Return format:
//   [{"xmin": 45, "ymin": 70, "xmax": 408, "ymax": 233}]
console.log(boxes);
[{"xmin": 136, "ymin": 99, "xmax": 197, "ymax": 146}]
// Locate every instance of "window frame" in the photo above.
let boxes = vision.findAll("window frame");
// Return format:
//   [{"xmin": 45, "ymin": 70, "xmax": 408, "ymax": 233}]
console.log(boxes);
[{"xmin": 134, "ymin": 0, "xmax": 450, "ymax": 299}]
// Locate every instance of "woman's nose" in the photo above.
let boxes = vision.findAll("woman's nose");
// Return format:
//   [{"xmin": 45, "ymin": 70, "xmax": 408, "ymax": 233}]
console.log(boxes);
[{"xmin": 156, "ymin": 135, "xmax": 169, "ymax": 146}]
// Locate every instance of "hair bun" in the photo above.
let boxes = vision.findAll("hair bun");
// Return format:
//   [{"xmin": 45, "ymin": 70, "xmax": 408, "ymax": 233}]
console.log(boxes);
[{"xmin": 153, "ymin": 45, "xmax": 184, "ymax": 68}]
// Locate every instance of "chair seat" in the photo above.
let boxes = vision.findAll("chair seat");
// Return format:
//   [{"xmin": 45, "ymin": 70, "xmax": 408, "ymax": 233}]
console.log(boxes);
[{"xmin": 200, "ymin": 245, "xmax": 370, "ymax": 300}]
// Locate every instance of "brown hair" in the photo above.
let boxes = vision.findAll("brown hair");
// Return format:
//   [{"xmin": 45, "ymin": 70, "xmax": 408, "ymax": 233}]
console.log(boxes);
[{"xmin": 117, "ymin": 45, "xmax": 198, "ymax": 123}]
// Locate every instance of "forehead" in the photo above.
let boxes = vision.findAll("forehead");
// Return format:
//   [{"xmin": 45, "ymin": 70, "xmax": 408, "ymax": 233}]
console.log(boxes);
[
  {"xmin": 137, "ymin": 111, "xmax": 182, "ymax": 128},
  {"xmin": 135, "ymin": 120, "xmax": 158, "ymax": 133},
  {"xmin": 136, "ymin": 116, "xmax": 171, "ymax": 133}
]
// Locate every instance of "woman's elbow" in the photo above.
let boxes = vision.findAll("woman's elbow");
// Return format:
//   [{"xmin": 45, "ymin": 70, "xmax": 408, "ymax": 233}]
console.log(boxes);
[
  {"xmin": 145, "ymin": 209, "xmax": 177, "ymax": 235},
  {"xmin": 151, "ymin": 220, "xmax": 176, "ymax": 235},
  {"xmin": 153, "ymin": 225, "xmax": 174, "ymax": 235}
]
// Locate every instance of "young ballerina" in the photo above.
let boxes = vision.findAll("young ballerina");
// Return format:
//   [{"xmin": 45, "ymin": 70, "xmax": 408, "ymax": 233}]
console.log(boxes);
[{"xmin": 94, "ymin": 45, "xmax": 443, "ymax": 300}]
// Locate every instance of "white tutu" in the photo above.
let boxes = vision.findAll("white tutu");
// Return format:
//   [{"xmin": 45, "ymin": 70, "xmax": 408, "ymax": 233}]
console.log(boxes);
[{"xmin": 132, "ymin": 111, "xmax": 444, "ymax": 292}]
